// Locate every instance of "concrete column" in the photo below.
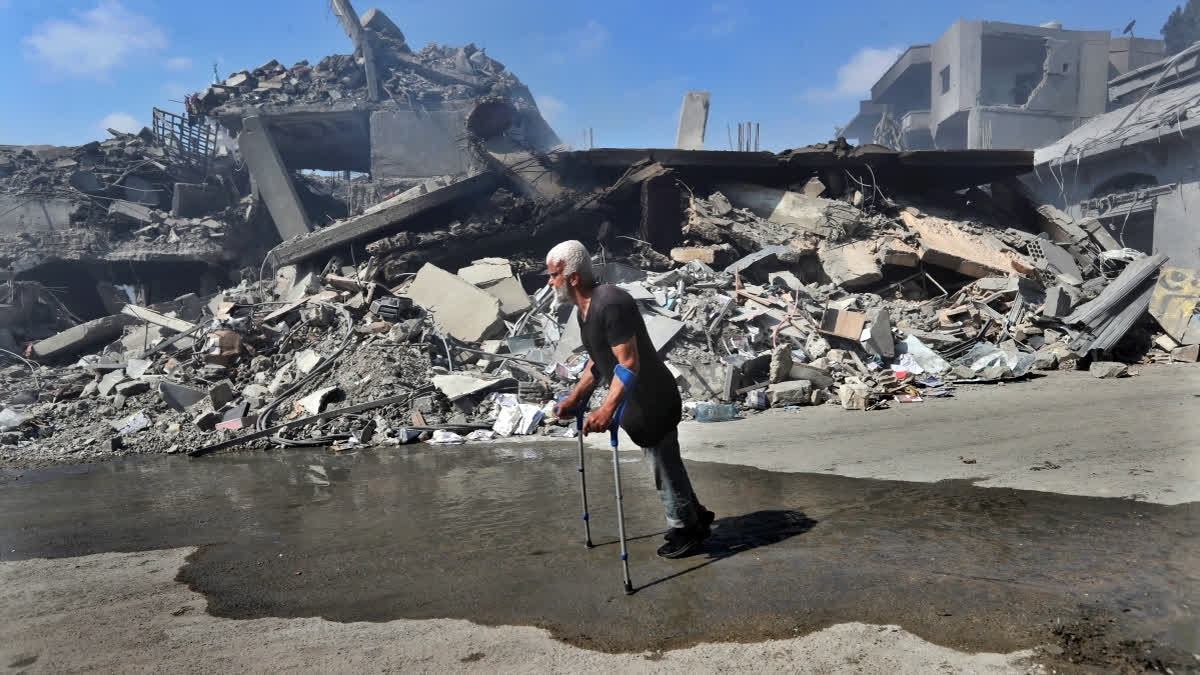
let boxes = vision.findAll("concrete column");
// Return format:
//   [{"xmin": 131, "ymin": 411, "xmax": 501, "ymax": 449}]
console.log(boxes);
[
  {"xmin": 238, "ymin": 116, "xmax": 313, "ymax": 241},
  {"xmin": 675, "ymin": 91, "xmax": 711, "ymax": 150}
]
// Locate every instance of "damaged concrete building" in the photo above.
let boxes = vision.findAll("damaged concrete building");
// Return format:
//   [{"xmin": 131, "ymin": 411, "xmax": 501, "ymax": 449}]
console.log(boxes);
[
  {"xmin": 1028, "ymin": 44, "xmax": 1200, "ymax": 269},
  {"xmin": 842, "ymin": 19, "xmax": 1160, "ymax": 150},
  {"xmin": 1, "ymin": 4, "xmax": 1198, "ymax": 470}
]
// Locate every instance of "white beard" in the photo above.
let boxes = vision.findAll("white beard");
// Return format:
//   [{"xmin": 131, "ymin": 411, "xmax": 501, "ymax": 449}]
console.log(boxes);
[{"xmin": 550, "ymin": 283, "xmax": 572, "ymax": 312}]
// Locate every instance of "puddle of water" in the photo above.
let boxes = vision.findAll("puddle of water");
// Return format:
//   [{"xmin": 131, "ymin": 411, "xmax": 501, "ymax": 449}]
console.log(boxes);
[{"xmin": 0, "ymin": 444, "xmax": 1196, "ymax": 660}]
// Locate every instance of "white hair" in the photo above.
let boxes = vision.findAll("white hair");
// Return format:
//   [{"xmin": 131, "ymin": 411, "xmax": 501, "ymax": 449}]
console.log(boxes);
[{"xmin": 546, "ymin": 240, "xmax": 595, "ymax": 286}]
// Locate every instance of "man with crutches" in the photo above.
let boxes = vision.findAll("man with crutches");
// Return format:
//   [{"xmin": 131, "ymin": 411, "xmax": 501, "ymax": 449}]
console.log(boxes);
[{"xmin": 547, "ymin": 240, "xmax": 715, "ymax": 574}]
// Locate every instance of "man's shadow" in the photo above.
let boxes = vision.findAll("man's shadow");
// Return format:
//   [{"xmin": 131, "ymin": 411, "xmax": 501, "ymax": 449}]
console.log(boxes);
[{"xmin": 627, "ymin": 509, "xmax": 818, "ymax": 593}]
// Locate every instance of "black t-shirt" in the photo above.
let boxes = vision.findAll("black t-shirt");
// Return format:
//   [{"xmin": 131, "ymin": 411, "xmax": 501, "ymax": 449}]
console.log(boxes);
[{"xmin": 579, "ymin": 284, "xmax": 681, "ymax": 447}]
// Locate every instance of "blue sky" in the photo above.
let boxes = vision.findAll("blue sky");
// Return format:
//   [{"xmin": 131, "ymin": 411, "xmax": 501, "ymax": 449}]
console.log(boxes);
[{"xmin": 0, "ymin": 0, "xmax": 1183, "ymax": 150}]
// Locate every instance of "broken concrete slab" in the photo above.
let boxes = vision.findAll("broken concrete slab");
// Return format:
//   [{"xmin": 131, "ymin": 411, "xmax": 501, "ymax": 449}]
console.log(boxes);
[
  {"xmin": 431, "ymin": 374, "xmax": 508, "ymax": 401},
  {"xmin": 457, "ymin": 261, "xmax": 513, "ymax": 286},
  {"xmin": 33, "ymin": 315, "xmax": 136, "ymax": 362},
  {"xmin": 125, "ymin": 358, "xmax": 152, "ymax": 379},
  {"xmin": 642, "ymin": 312, "xmax": 685, "ymax": 353},
  {"xmin": 863, "ymin": 308, "xmax": 894, "ymax": 359},
  {"xmin": 1171, "ymin": 344, "xmax": 1199, "ymax": 362},
  {"xmin": 297, "ymin": 386, "xmax": 340, "ymax": 415},
  {"xmin": 899, "ymin": 211, "xmax": 1031, "ymax": 278},
  {"xmin": 724, "ymin": 245, "xmax": 790, "ymax": 279},
  {"xmin": 97, "ymin": 370, "xmax": 127, "ymax": 397},
  {"xmin": 107, "ymin": 200, "xmax": 154, "ymax": 225},
  {"xmin": 818, "ymin": 240, "xmax": 882, "ymax": 288},
  {"xmin": 209, "ymin": 380, "xmax": 236, "ymax": 409},
  {"xmin": 1089, "ymin": 362, "xmax": 1129, "ymax": 378},
  {"xmin": 270, "ymin": 173, "xmax": 501, "ymax": 268},
  {"xmin": 719, "ymin": 182, "xmax": 863, "ymax": 238},
  {"xmin": 674, "ymin": 91, "xmax": 710, "ymax": 150},
  {"xmin": 160, "ymin": 381, "xmax": 206, "ymax": 411},
  {"xmin": 1042, "ymin": 285, "xmax": 1074, "ymax": 318},
  {"xmin": 478, "ymin": 275, "xmax": 532, "ymax": 317},
  {"xmin": 114, "ymin": 380, "xmax": 150, "ymax": 397},
  {"xmin": 239, "ymin": 115, "xmax": 314, "ymax": 241},
  {"xmin": 881, "ymin": 238, "xmax": 920, "ymax": 267},
  {"xmin": 767, "ymin": 379, "xmax": 813, "ymax": 407},
  {"xmin": 405, "ymin": 263, "xmax": 503, "ymax": 342},
  {"xmin": 120, "ymin": 305, "xmax": 196, "ymax": 334},
  {"xmin": 294, "ymin": 349, "xmax": 322, "ymax": 375}
]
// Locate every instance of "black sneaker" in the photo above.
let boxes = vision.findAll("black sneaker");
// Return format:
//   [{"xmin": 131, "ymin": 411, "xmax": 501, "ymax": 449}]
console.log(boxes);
[
  {"xmin": 700, "ymin": 508, "xmax": 715, "ymax": 529},
  {"xmin": 656, "ymin": 521, "xmax": 711, "ymax": 559}
]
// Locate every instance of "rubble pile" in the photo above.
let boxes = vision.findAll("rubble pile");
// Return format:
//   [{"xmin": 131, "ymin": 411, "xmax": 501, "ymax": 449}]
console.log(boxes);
[
  {"xmin": 2, "ymin": 132, "xmax": 1196, "ymax": 469},
  {"xmin": 0, "ymin": 133, "xmax": 251, "ymax": 272},
  {"xmin": 194, "ymin": 13, "xmax": 539, "ymax": 118}
]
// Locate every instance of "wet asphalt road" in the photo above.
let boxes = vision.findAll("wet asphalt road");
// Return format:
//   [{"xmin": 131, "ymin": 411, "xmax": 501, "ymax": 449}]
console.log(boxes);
[{"xmin": 0, "ymin": 441, "xmax": 1196, "ymax": 665}]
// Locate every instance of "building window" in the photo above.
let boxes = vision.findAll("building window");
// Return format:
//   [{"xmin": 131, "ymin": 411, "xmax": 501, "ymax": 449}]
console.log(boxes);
[
  {"xmin": 940, "ymin": 66, "xmax": 950, "ymax": 94},
  {"xmin": 1062, "ymin": 62, "xmax": 1070, "ymax": 73}
]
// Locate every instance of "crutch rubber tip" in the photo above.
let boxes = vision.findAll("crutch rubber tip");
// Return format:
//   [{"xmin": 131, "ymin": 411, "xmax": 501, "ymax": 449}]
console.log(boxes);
[
  {"xmin": 624, "ymin": 581, "xmax": 634, "ymax": 595},
  {"xmin": 585, "ymin": 540, "xmax": 593, "ymax": 548}
]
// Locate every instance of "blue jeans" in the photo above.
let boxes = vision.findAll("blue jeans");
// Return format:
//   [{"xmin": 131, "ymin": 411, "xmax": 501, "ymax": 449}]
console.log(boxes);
[{"xmin": 642, "ymin": 428, "xmax": 703, "ymax": 530}]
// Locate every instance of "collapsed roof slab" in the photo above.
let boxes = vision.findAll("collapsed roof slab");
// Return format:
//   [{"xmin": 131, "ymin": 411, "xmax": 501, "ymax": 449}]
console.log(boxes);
[
  {"xmin": 267, "ymin": 171, "xmax": 502, "ymax": 268},
  {"xmin": 553, "ymin": 148, "xmax": 1033, "ymax": 193}
]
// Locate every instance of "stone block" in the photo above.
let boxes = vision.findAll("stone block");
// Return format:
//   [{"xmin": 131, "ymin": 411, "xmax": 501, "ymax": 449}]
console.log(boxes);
[
  {"xmin": 767, "ymin": 380, "xmax": 813, "ymax": 407},
  {"xmin": 405, "ymin": 263, "xmax": 503, "ymax": 342},
  {"xmin": 114, "ymin": 380, "xmax": 150, "ymax": 397},
  {"xmin": 769, "ymin": 343, "xmax": 793, "ymax": 384},
  {"xmin": 839, "ymin": 383, "xmax": 871, "ymax": 410},
  {"xmin": 1089, "ymin": 361, "xmax": 1128, "ymax": 378},
  {"xmin": 818, "ymin": 240, "xmax": 881, "ymax": 288},
  {"xmin": 160, "ymin": 382, "xmax": 206, "ymax": 411},
  {"xmin": 209, "ymin": 379, "xmax": 236, "ymax": 408},
  {"xmin": 457, "ymin": 261, "xmax": 513, "ymax": 285},
  {"xmin": 1170, "ymin": 344, "xmax": 1199, "ymax": 362}
]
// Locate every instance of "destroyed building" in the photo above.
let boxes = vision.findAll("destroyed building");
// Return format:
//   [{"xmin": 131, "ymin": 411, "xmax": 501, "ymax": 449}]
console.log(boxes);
[
  {"xmin": 842, "ymin": 20, "xmax": 1159, "ymax": 150},
  {"xmin": 1028, "ymin": 44, "xmax": 1200, "ymax": 270},
  {"xmin": 0, "ymin": 6, "xmax": 1197, "ymax": 469}
]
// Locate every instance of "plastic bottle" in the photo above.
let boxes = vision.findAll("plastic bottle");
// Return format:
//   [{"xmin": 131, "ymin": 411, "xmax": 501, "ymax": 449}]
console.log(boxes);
[{"xmin": 693, "ymin": 402, "xmax": 738, "ymax": 423}]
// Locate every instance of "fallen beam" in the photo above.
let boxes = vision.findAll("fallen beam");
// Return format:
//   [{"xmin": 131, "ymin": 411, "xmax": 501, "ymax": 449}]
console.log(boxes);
[
  {"xmin": 121, "ymin": 304, "xmax": 197, "ymax": 334},
  {"xmin": 267, "ymin": 172, "xmax": 502, "ymax": 268}
]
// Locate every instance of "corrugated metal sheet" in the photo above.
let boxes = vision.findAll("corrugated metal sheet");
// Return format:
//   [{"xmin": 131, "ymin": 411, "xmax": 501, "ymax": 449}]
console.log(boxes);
[
  {"xmin": 1066, "ymin": 254, "xmax": 1167, "ymax": 354},
  {"xmin": 1066, "ymin": 254, "xmax": 1167, "ymax": 325}
]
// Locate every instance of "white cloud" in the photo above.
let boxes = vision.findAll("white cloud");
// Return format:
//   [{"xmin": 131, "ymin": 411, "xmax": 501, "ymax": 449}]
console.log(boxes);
[
  {"xmin": 803, "ymin": 46, "xmax": 904, "ymax": 102},
  {"xmin": 165, "ymin": 56, "xmax": 192, "ymax": 71},
  {"xmin": 536, "ymin": 95, "xmax": 565, "ymax": 124},
  {"xmin": 99, "ymin": 112, "xmax": 141, "ymax": 134},
  {"xmin": 23, "ymin": 1, "xmax": 167, "ymax": 79}
]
